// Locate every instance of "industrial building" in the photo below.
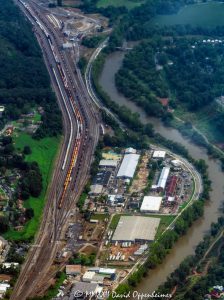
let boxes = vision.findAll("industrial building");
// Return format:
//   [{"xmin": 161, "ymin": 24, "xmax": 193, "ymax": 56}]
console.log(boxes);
[
  {"xmin": 93, "ymin": 170, "xmax": 111, "ymax": 187},
  {"xmin": 140, "ymin": 196, "xmax": 163, "ymax": 213},
  {"xmin": 99, "ymin": 160, "xmax": 118, "ymax": 168},
  {"xmin": 66, "ymin": 265, "xmax": 81, "ymax": 276},
  {"xmin": 166, "ymin": 176, "xmax": 179, "ymax": 197},
  {"xmin": 171, "ymin": 159, "xmax": 181, "ymax": 167},
  {"xmin": 82, "ymin": 271, "xmax": 105, "ymax": 284},
  {"xmin": 90, "ymin": 184, "xmax": 103, "ymax": 195},
  {"xmin": 69, "ymin": 282, "xmax": 102, "ymax": 300},
  {"xmin": 152, "ymin": 150, "xmax": 166, "ymax": 159},
  {"xmin": 112, "ymin": 216, "xmax": 160, "ymax": 243},
  {"xmin": 157, "ymin": 167, "xmax": 170, "ymax": 190},
  {"xmin": 116, "ymin": 154, "xmax": 140, "ymax": 179}
]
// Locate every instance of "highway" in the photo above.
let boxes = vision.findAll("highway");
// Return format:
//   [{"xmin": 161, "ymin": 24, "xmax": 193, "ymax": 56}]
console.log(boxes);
[{"xmin": 10, "ymin": 1, "xmax": 100, "ymax": 299}]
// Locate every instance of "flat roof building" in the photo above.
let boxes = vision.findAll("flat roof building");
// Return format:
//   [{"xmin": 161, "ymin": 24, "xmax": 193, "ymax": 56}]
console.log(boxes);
[
  {"xmin": 66, "ymin": 265, "xmax": 81, "ymax": 276},
  {"xmin": 82, "ymin": 271, "xmax": 95, "ymax": 282},
  {"xmin": 69, "ymin": 282, "xmax": 102, "ymax": 300},
  {"xmin": 99, "ymin": 160, "xmax": 118, "ymax": 168},
  {"xmin": 157, "ymin": 167, "xmax": 170, "ymax": 190},
  {"xmin": 153, "ymin": 150, "xmax": 166, "ymax": 159},
  {"xmin": 90, "ymin": 184, "xmax": 103, "ymax": 195},
  {"xmin": 140, "ymin": 196, "xmax": 162, "ymax": 213},
  {"xmin": 112, "ymin": 216, "xmax": 160, "ymax": 243},
  {"xmin": 171, "ymin": 159, "xmax": 182, "ymax": 167},
  {"xmin": 117, "ymin": 154, "xmax": 140, "ymax": 179}
]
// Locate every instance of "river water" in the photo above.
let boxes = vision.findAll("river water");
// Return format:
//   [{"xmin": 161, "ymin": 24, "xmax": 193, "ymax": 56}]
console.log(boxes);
[{"xmin": 99, "ymin": 51, "xmax": 224, "ymax": 293}]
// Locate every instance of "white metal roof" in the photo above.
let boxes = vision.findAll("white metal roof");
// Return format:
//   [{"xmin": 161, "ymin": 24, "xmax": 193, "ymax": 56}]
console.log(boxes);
[
  {"xmin": 112, "ymin": 216, "xmax": 160, "ymax": 242},
  {"xmin": 83, "ymin": 271, "xmax": 95, "ymax": 281},
  {"xmin": 157, "ymin": 167, "xmax": 170, "ymax": 189},
  {"xmin": 171, "ymin": 159, "xmax": 182, "ymax": 167},
  {"xmin": 125, "ymin": 147, "xmax": 136, "ymax": 154},
  {"xmin": 117, "ymin": 154, "xmax": 140, "ymax": 178},
  {"xmin": 99, "ymin": 159, "xmax": 118, "ymax": 167},
  {"xmin": 140, "ymin": 196, "xmax": 162, "ymax": 212},
  {"xmin": 153, "ymin": 150, "xmax": 166, "ymax": 158},
  {"xmin": 99, "ymin": 268, "xmax": 116, "ymax": 275}
]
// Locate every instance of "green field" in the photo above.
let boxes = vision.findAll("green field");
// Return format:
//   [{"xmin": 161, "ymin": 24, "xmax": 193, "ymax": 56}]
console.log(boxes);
[
  {"xmin": 97, "ymin": 0, "xmax": 145, "ymax": 9},
  {"xmin": 4, "ymin": 133, "xmax": 61, "ymax": 240},
  {"xmin": 152, "ymin": 2, "xmax": 224, "ymax": 27}
]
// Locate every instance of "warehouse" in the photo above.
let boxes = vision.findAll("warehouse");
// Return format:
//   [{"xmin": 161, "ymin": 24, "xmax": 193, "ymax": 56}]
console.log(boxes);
[
  {"xmin": 153, "ymin": 150, "xmax": 166, "ymax": 159},
  {"xmin": 93, "ymin": 170, "xmax": 111, "ymax": 186},
  {"xmin": 116, "ymin": 154, "xmax": 140, "ymax": 179},
  {"xmin": 66, "ymin": 265, "xmax": 81, "ymax": 276},
  {"xmin": 69, "ymin": 282, "xmax": 102, "ymax": 300},
  {"xmin": 140, "ymin": 196, "xmax": 163, "ymax": 213},
  {"xmin": 112, "ymin": 216, "xmax": 160, "ymax": 243},
  {"xmin": 157, "ymin": 167, "xmax": 170, "ymax": 190},
  {"xmin": 99, "ymin": 160, "xmax": 118, "ymax": 168},
  {"xmin": 166, "ymin": 176, "xmax": 179, "ymax": 196}
]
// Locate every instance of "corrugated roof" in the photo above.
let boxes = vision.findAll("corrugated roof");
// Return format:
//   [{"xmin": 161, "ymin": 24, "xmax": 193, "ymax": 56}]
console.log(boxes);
[
  {"xmin": 153, "ymin": 150, "xmax": 166, "ymax": 158},
  {"xmin": 99, "ymin": 160, "xmax": 118, "ymax": 167},
  {"xmin": 66, "ymin": 265, "xmax": 81, "ymax": 274},
  {"xmin": 117, "ymin": 154, "xmax": 140, "ymax": 178},
  {"xmin": 157, "ymin": 167, "xmax": 170, "ymax": 189}
]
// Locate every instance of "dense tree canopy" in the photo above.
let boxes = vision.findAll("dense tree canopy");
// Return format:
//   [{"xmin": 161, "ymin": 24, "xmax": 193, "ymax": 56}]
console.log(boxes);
[{"xmin": 0, "ymin": 0, "xmax": 61, "ymax": 137}]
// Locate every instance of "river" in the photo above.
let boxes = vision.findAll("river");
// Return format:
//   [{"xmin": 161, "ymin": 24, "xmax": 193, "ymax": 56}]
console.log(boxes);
[{"xmin": 99, "ymin": 51, "xmax": 224, "ymax": 293}]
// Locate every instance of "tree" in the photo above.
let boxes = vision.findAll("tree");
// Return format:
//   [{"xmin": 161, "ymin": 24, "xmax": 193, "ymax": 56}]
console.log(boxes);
[
  {"xmin": 25, "ymin": 208, "xmax": 34, "ymax": 219},
  {"xmin": 23, "ymin": 145, "xmax": 32, "ymax": 155},
  {"xmin": 0, "ymin": 216, "xmax": 9, "ymax": 233}
]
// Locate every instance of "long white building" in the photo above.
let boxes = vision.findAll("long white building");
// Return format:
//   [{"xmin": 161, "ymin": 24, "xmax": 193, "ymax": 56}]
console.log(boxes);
[
  {"xmin": 157, "ymin": 167, "xmax": 170, "ymax": 189},
  {"xmin": 116, "ymin": 154, "xmax": 140, "ymax": 179}
]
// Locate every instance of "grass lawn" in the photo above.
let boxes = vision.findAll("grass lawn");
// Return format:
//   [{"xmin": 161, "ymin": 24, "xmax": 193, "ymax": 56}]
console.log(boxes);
[
  {"xmin": 151, "ymin": 215, "xmax": 175, "ymax": 239},
  {"xmin": 97, "ymin": 0, "xmax": 145, "ymax": 10},
  {"xmin": 43, "ymin": 272, "xmax": 66, "ymax": 300},
  {"xmin": 91, "ymin": 213, "xmax": 109, "ymax": 221},
  {"xmin": 4, "ymin": 133, "xmax": 61, "ymax": 240},
  {"xmin": 109, "ymin": 214, "xmax": 121, "ymax": 230}
]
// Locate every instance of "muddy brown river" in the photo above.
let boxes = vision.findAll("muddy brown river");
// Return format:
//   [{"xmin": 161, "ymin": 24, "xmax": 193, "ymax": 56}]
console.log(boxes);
[{"xmin": 99, "ymin": 50, "xmax": 224, "ymax": 293}]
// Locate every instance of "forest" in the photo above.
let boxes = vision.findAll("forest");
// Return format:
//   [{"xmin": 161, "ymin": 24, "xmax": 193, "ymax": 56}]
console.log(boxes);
[
  {"xmin": 0, "ymin": 0, "xmax": 61, "ymax": 138},
  {"xmin": 115, "ymin": 37, "xmax": 224, "ymax": 128}
]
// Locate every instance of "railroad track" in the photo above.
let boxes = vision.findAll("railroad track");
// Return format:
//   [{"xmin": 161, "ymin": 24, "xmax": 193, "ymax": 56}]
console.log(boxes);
[{"xmin": 10, "ymin": 1, "xmax": 100, "ymax": 299}]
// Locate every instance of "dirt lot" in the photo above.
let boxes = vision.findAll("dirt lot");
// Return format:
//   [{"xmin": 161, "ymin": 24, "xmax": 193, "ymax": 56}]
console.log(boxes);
[
  {"xmin": 83, "ymin": 221, "xmax": 106, "ymax": 242},
  {"xmin": 100, "ymin": 243, "xmax": 144, "ymax": 266},
  {"xmin": 79, "ymin": 244, "xmax": 98, "ymax": 255},
  {"xmin": 130, "ymin": 152, "xmax": 150, "ymax": 193}
]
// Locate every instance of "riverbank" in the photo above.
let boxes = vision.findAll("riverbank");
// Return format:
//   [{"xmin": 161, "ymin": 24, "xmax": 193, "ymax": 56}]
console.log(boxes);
[{"xmin": 88, "ymin": 45, "xmax": 224, "ymax": 293}]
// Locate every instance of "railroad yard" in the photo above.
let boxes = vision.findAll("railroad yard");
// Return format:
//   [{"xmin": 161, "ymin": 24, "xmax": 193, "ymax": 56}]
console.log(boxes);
[{"xmin": 0, "ymin": 0, "xmax": 203, "ymax": 299}]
